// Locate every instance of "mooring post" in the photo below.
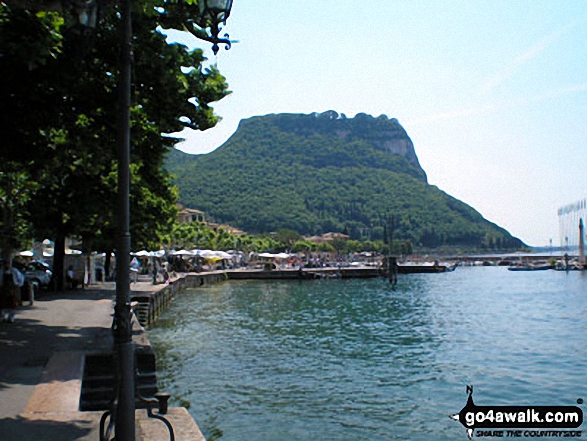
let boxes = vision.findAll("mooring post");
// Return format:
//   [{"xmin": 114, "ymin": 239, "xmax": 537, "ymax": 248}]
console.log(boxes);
[{"xmin": 388, "ymin": 214, "xmax": 398, "ymax": 286}]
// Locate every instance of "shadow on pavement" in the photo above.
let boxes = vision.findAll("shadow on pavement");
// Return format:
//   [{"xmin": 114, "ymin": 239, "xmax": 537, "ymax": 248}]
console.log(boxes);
[
  {"xmin": 0, "ymin": 415, "xmax": 95, "ymax": 441},
  {"xmin": 0, "ymin": 322, "xmax": 112, "ymax": 380},
  {"xmin": 32, "ymin": 288, "xmax": 114, "ymax": 302},
  {"xmin": 0, "ymin": 291, "xmax": 114, "ymax": 388}
]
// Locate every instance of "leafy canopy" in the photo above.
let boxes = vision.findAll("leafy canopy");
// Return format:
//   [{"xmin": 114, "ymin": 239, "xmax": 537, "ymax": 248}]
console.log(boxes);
[{"xmin": 0, "ymin": 1, "xmax": 231, "ymax": 262}]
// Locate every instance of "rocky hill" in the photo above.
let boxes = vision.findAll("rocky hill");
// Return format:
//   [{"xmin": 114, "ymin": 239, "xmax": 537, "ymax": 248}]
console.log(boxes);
[{"xmin": 166, "ymin": 111, "xmax": 524, "ymax": 250}]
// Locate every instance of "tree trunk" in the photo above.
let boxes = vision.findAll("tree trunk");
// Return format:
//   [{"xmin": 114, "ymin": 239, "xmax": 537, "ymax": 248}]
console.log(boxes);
[
  {"xmin": 1, "ymin": 247, "xmax": 13, "ymax": 268},
  {"xmin": 1, "ymin": 189, "xmax": 15, "ymax": 267},
  {"xmin": 53, "ymin": 232, "xmax": 66, "ymax": 291},
  {"xmin": 104, "ymin": 250, "xmax": 113, "ymax": 281},
  {"xmin": 82, "ymin": 237, "xmax": 93, "ymax": 287}
]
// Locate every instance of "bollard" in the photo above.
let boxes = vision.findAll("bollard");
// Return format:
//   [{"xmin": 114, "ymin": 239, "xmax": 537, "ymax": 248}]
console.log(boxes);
[{"xmin": 28, "ymin": 282, "xmax": 35, "ymax": 306}]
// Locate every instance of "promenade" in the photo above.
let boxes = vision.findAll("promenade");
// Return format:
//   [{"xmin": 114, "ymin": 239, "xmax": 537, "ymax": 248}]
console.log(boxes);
[{"xmin": 0, "ymin": 276, "xmax": 205, "ymax": 441}]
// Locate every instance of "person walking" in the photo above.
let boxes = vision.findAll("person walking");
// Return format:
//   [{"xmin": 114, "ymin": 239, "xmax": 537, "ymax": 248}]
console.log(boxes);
[{"xmin": 130, "ymin": 257, "xmax": 141, "ymax": 284}]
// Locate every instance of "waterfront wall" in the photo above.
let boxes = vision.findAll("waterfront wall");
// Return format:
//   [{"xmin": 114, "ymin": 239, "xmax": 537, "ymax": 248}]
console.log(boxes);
[
  {"xmin": 132, "ymin": 271, "xmax": 227, "ymax": 326},
  {"xmin": 135, "ymin": 266, "xmax": 456, "ymax": 326}
]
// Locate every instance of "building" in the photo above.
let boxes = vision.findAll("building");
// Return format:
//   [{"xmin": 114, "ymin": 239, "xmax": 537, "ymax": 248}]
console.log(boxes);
[
  {"xmin": 305, "ymin": 232, "xmax": 350, "ymax": 244},
  {"xmin": 177, "ymin": 205, "xmax": 206, "ymax": 224},
  {"xmin": 177, "ymin": 204, "xmax": 246, "ymax": 235}
]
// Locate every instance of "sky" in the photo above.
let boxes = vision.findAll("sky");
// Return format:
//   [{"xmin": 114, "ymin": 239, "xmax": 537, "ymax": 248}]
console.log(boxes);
[{"xmin": 164, "ymin": 0, "xmax": 587, "ymax": 247}]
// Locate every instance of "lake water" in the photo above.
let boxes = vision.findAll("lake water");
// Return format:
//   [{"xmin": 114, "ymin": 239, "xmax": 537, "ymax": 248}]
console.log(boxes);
[{"xmin": 148, "ymin": 267, "xmax": 587, "ymax": 440}]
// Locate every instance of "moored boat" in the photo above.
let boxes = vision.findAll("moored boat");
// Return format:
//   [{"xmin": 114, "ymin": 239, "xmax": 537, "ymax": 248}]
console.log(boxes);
[
  {"xmin": 397, "ymin": 262, "xmax": 457, "ymax": 274},
  {"xmin": 507, "ymin": 264, "xmax": 551, "ymax": 271}
]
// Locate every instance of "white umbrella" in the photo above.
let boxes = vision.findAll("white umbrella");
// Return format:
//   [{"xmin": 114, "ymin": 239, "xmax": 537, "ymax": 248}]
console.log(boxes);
[
  {"xmin": 198, "ymin": 250, "xmax": 215, "ymax": 258},
  {"xmin": 258, "ymin": 252, "xmax": 290, "ymax": 259},
  {"xmin": 172, "ymin": 250, "xmax": 192, "ymax": 256}
]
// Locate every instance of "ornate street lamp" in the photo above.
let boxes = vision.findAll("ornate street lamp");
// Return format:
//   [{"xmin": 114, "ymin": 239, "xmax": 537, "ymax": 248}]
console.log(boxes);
[
  {"xmin": 195, "ymin": 0, "xmax": 233, "ymax": 54},
  {"xmin": 61, "ymin": 0, "xmax": 100, "ymax": 29},
  {"xmin": 199, "ymin": 0, "xmax": 232, "ymax": 21}
]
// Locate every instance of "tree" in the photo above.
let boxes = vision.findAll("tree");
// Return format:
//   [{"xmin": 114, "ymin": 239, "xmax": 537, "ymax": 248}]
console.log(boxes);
[
  {"xmin": 0, "ymin": 169, "xmax": 36, "ymax": 262},
  {"xmin": 274, "ymin": 229, "xmax": 301, "ymax": 251},
  {"xmin": 0, "ymin": 6, "xmax": 64, "ymax": 264},
  {"xmin": 291, "ymin": 240, "xmax": 317, "ymax": 253},
  {"xmin": 0, "ymin": 2, "xmax": 231, "ymax": 287}
]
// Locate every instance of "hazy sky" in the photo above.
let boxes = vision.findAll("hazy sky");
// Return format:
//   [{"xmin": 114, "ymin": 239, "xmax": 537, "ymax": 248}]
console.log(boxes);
[{"xmin": 165, "ymin": 0, "xmax": 587, "ymax": 247}]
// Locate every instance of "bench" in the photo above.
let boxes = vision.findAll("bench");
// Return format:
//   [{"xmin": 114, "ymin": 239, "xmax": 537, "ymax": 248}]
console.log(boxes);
[{"xmin": 99, "ymin": 389, "xmax": 174, "ymax": 441}]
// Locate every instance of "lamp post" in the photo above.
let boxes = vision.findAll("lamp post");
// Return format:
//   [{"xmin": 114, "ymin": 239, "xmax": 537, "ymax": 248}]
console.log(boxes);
[
  {"xmin": 387, "ymin": 214, "xmax": 397, "ymax": 286},
  {"xmin": 113, "ymin": 2, "xmax": 134, "ymax": 438},
  {"xmin": 112, "ymin": 1, "xmax": 233, "ymax": 440}
]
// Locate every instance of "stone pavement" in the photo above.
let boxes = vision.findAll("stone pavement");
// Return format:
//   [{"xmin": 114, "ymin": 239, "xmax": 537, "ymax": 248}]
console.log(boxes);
[{"xmin": 0, "ymin": 277, "xmax": 205, "ymax": 440}]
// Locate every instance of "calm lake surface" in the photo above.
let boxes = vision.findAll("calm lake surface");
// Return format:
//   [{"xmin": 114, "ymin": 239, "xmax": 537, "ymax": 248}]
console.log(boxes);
[{"xmin": 148, "ymin": 267, "xmax": 587, "ymax": 440}]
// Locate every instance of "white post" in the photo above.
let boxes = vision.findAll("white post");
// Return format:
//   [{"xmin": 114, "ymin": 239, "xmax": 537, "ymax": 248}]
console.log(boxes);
[{"xmin": 579, "ymin": 219, "xmax": 585, "ymax": 266}]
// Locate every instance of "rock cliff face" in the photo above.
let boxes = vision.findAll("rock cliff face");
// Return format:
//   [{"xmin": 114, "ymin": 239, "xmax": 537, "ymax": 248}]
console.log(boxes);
[
  {"xmin": 349, "ymin": 115, "xmax": 423, "ymax": 176},
  {"xmin": 248, "ymin": 111, "xmax": 427, "ymax": 182}
]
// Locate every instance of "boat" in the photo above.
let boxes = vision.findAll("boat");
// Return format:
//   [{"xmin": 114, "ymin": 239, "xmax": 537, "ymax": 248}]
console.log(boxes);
[
  {"xmin": 553, "ymin": 263, "xmax": 585, "ymax": 271},
  {"xmin": 397, "ymin": 262, "xmax": 457, "ymax": 274},
  {"xmin": 507, "ymin": 264, "xmax": 551, "ymax": 271}
]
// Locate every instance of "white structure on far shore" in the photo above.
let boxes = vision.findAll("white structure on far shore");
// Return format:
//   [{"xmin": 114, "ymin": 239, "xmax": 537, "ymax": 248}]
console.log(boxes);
[{"xmin": 558, "ymin": 198, "xmax": 587, "ymax": 253}]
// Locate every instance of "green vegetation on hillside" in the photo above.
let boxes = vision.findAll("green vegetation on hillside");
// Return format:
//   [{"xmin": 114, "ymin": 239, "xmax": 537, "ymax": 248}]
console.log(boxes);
[{"xmin": 167, "ymin": 112, "xmax": 525, "ymax": 251}]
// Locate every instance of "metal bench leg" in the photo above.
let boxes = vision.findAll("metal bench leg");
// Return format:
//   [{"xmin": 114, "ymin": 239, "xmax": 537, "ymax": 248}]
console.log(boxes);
[
  {"xmin": 99, "ymin": 411, "xmax": 115, "ymax": 441},
  {"xmin": 146, "ymin": 407, "xmax": 175, "ymax": 441}
]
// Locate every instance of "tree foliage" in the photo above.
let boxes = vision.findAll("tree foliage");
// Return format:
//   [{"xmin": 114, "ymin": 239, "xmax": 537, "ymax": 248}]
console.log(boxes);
[
  {"xmin": 165, "ymin": 221, "xmax": 283, "ymax": 254},
  {"xmin": 0, "ymin": 2, "xmax": 230, "ymax": 277},
  {"xmin": 167, "ymin": 112, "xmax": 526, "ymax": 252}
]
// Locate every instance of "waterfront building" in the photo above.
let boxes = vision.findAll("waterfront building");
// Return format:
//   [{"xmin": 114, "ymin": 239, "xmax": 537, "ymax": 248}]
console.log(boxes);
[
  {"xmin": 177, "ymin": 204, "xmax": 206, "ymax": 223},
  {"xmin": 176, "ymin": 204, "xmax": 245, "ymax": 235}
]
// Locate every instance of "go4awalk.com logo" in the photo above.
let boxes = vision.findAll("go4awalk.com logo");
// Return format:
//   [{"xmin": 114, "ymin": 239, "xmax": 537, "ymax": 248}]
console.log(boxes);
[{"xmin": 451, "ymin": 386, "xmax": 583, "ymax": 439}]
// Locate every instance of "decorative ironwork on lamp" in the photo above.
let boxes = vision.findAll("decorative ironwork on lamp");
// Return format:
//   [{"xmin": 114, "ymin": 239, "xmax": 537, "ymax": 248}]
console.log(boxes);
[{"xmin": 196, "ymin": 0, "xmax": 233, "ymax": 54}]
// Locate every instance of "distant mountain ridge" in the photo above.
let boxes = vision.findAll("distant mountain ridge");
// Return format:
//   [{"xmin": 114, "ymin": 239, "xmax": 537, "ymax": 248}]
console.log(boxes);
[{"xmin": 166, "ymin": 111, "xmax": 524, "ymax": 250}]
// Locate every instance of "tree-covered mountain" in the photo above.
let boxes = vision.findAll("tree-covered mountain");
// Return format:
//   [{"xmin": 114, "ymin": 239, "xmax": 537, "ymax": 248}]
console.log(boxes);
[{"xmin": 166, "ymin": 111, "xmax": 524, "ymax": 250}]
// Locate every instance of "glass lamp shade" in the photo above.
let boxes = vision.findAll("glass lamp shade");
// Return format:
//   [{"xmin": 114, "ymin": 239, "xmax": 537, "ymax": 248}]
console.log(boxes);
[
  {"xmin": 63, "ymin": 0, "xmax": 99, "ymax": 29},
  {"xmin": 199, "ymin": 0, "xmax": 233, "ymax": 23}
]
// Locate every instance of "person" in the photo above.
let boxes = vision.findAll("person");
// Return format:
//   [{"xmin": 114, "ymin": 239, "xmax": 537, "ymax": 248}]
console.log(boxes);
[
  {"xmin": 151, "ymin": 258, "xmax": 159, "ymax": 285},
  {"xmin": 66, "ymin": 265, "xmax": 78, "ymax": 289},
  {"xmin": 130, "ymin": 257, "xmax": 141, "ymax": 284},
  {"xmin": 1, "ymin": 262, "xmax": 24, "ymax": 322},
  {"xmin": 160, "ymin": 261, "xmax": 172, "ymax": 284}
]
